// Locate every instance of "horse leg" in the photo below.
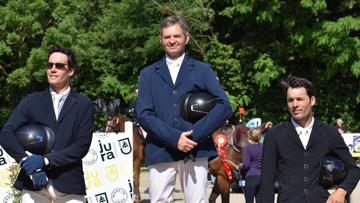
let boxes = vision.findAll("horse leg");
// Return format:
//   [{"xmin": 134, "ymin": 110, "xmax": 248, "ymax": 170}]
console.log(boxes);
[
  {"xmin": 209, "ymin": 180, "xmax": 220, "ymax": 203},
  {"xmin": 208, "ymin": 157, "xmax": 231, "ymax": 203},
  {"xmin": 218, "ymin": 175, "xmax": 231, "ymax": 203},
  {"xmin": 209, "ymin": 174, "xmax": 231, "ymax": 203},
  {"xmin": 133, "ymin": 131, "xmax": 144, "ymax": 203},
  {"xmin": 133, "ymin": 159, "xmax": 141, "ymax": 202},
  {"xmin": 208, "ymin": 157, "xmax": 221, "ymax": 203}
]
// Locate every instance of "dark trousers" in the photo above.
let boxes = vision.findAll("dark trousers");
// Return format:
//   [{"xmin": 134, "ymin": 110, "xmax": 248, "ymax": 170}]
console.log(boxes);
[{"xmin": 244, "ymin": 175, "xmax": 261, "ymax": 203}]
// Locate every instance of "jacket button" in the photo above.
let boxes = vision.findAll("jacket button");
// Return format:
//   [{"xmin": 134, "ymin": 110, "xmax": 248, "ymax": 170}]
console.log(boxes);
[
  {"xmin": 174, "ymin": 118, "xmax": 179, "ymax": 122},
  {"xmin": 304, "ymin": 151, "xmax": 309, "ymax": 156},
  {"xmin": 304, "ymin": 164, "xmax": 309, "ymax": 169},
  {"xmin": 173, "ymin": 90, "xmax": 177, "ymax": 95},
  {"xmin": 304, "ymin": 189, "xmax": 308, "ymax": 193},
  {"xmin": 304, "ymin": 177, "xmax": 308, "ymax": 181}
]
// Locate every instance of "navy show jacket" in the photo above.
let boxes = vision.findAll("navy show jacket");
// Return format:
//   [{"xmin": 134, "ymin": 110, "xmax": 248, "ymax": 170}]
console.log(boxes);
[
  {"xmin": 0, "ymin": 89, "xmax": 94, "ymax": 195},
  {"xmin": 137, "ymin": 55, "xmax": 233, "ymax": 166}
]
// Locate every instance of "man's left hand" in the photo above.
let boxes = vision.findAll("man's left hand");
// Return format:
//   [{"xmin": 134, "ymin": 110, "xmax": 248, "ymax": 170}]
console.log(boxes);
[
  {"xmin": 326, "ymin": 187, "xmax": 347, "ymax": 203},
  {"xmin": 20, "ymin": 155, "xmax": 45, "ymax": 176}
]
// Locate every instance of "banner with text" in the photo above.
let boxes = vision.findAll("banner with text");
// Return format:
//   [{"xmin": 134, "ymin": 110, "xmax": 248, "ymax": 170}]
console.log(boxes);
[{"xmin": 84, "ymin": 121, "xmax": 133, "ymax": 203}]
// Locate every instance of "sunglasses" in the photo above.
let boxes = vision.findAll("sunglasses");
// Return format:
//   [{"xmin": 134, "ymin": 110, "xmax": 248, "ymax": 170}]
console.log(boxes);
[{"xmin": 47, "ymin": 62, "xmax": 68, "ymax": 69}]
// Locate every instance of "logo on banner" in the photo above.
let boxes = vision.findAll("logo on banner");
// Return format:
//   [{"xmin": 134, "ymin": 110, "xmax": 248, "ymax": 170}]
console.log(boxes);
[
  {"xmin": 118, "ymin": 138, "xmax": 132, "ymax": 155},
  {"xmin": 0, "ymin": 170, "xmax": 11, "ymax": 188},
  {"xmin": 354, "ymin": 135, "xmax": 360, "ymax": 152},
  {"xmin": 95, "ymin": 192, "xmax": 109, "ymax": 203},
  {"xmin": 83, "ymin": 149, "xmax": 98, "ymax": 165},
  {"xmin": 105, "ymin": 165, "xmax": 119, "ymax": 182},
  {"xmin": 111, "ymin": 188, "xmax": 128, "ymax": 203},
  {"xmin": 3, "ymin": 193, "xmax": 14, "ymax": 203}
]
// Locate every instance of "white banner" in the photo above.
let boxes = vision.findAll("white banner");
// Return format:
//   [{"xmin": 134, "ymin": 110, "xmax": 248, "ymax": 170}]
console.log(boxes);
[
  {"xmin": 0, "ymin": 121, "xmax": 134, "ymax": 203},
  {"xmin": 84, "ymin": 121, "xmax": 133, "ymax": 203},
  {"xmin": 0, "ymin": 147, "xmax": 16, "ymax": 203},
  {"xmin": 342, "ymin": 133, "xmax": 360, "ymax": 157}
]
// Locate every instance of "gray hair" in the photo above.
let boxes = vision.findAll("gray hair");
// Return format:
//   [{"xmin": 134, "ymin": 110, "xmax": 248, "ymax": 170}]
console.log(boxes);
[{"xmin": 160, "ymin": 16, "xmax": 189, "ymax": 37}]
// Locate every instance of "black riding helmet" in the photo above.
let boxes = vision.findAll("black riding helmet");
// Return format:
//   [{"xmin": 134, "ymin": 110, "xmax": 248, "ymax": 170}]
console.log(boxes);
[
  {"xmin": 16, "ymin": 124, "xmax": 55, "ymax": 155},
  {"xmin": 180, "ymin": 91, "xmax": 216, "ymax": 123},
  {"xmin": 319, "ymin": 155, "xmax": 347, "ymax": 189}
]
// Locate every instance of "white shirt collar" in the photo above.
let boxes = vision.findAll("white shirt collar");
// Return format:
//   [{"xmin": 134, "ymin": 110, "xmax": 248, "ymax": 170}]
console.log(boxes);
[
  {"xmin": 165, "ymin": 53, "xmax": 185, "ymax": 84},
  {"xmin": 291, "ymin": 117, "xmax": 314, "ymax": 149},
  {"xmin": 50, "ymin": 86, "xmax": 71, "ymax": 99},
  {"xmin": 291, "ymin": 117, "xmax": 314, "ymax": 134},
  {"xmin": 165, "ymin": 53, "xmax": 185, "ymax": 65}
]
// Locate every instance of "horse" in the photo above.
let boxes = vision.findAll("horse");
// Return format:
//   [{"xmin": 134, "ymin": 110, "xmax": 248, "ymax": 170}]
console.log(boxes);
[
  {"xmin": 208, "ymin": 122, "xmax": 249, "ymax": 203},
  {"xmin": 93, "ymin": 98, "xmax": 145, "ymax": 203},
  {"xmin": 208, "ymin": 120, "xmax": 271, "ymax": 203}
]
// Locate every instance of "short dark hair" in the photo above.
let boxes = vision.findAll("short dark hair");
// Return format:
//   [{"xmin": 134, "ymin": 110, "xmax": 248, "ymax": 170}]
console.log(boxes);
[
  {"xmin": 160, "ymin": 16, "xmax": 189, "ymax": 37},
  {"xmin": 280, "ymin": 75, "xmax": 316, "ymax": 98},
  {"xmin": 48, "ymin": 46, "xmax": 77, "ymax": 69}
]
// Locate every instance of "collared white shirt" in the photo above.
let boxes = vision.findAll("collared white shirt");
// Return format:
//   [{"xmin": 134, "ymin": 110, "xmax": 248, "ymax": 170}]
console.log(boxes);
[
  {"xmin": 166, "ymin": 53, "xmax": 185, "ymax": 84},
  {"xmin": 291, "ymin": 117, "xmax": 314, "ymax": 149},
  {"xmin": 50, "ymin": 87, "xmax": 71, "ymax": 120}
]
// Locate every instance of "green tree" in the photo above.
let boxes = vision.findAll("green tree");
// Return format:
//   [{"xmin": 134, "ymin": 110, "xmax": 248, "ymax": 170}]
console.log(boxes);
[
  {"xmin": 213, "ymin": 0, "xmax": 360, "ymax": 129},
  {"xmin": 0, "ymin": 0, "xmax": 359, "ymax": 131}
]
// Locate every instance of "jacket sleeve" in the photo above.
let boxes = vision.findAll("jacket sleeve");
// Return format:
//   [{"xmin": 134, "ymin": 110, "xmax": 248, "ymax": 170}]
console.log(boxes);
[
  {"xmin": 0, "ymin": 96, "xmax": 32, "ymax": 162},
  {"xmin": 190, "ymin": 66, "xmax": 233, "ymax": 142},
  {"xmin": 332, "ymin": 129, "xmax": 360, "ymax": 194},
  {"xmin": 242, "ymin": 146, "xmax": 251, "ymax": 171},
  {"xmin": 259, "ymin": 128, "xmax": 277, "ymax": 203}
]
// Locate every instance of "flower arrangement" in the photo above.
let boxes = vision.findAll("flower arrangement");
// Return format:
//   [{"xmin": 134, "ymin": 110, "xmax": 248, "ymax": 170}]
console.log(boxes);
[{"xmin": 6, "ymin": 163, "xmax": 21, "ymax": 203}]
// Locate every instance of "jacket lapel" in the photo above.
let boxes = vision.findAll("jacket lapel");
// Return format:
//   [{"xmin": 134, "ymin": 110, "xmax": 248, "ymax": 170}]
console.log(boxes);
[
  {"xmin": 174, "ymin": 55, "xmax": 194, "ymax": 88},
  {"xmin": 306, "ymin": 119, "xmax": 322, "ymax": 150},
  {"xmin": 57, "ymin": 90, "xmax": 78, "ymax": 123},
  {"xmin": 284, "ymin": 119, "xmax": 304, "ymax": 149},
  {"xmin": 42, "ymin": 89, "xmax": 57, "ymax": 122},
  {"xmin": 155, "ymin": 57, "xmax": 174, "ymax": 87}
]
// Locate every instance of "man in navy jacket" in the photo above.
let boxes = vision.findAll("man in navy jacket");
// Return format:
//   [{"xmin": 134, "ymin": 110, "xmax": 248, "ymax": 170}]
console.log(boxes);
[
  {"xmin": 0, "ymin": 46, "xmax": 93, "ymax": 202},
  {"xmin": 137, "ymin": 16, "xmax": 232, "ymax": 202},
  {"xmin": 259, "ymin": 75, "xmax": 360, "ymax": 203}
]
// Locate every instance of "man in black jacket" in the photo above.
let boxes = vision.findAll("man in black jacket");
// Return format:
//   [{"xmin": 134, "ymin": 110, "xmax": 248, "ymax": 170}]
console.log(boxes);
[{"xmin": 259, "ymin": 75, "xmax": 360, "ymax": 203}]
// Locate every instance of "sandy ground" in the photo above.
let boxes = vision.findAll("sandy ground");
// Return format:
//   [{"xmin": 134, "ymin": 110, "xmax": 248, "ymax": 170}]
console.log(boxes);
[{"xmin": 138, "ymin": 169, "xmax": 360, "ymax": 203}]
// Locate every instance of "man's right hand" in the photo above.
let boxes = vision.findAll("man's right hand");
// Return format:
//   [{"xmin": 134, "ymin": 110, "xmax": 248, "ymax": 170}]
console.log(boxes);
[
  {"xmin": 177, "ymin": 130, "xmax": 197, "ymax": 153},
  {"xmin": 19, "ymin": 155, "xmax": 45, "ymax": 176}
]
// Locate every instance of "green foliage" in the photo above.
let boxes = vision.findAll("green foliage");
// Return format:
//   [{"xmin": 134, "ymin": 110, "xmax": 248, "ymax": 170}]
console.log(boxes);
[
  {"xmin": 0, "ymin": 0, "xmax": 359, "ymax": 132},
  {"xmin": 300, "ymin": 0, "xmax": 327, "ymax": 14},
  {"xmin": 253, "ymin": 54, "xmax": 286, "ymax": 90},
  {"xmin": 204, "ymin": 37, "xmax": 247, "ymax": 108}
]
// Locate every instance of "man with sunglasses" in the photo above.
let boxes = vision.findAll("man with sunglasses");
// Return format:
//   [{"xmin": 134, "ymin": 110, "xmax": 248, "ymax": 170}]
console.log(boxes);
[{"xmin": 0, "ymin": 46, "xmax": 94, "ymax": 202}]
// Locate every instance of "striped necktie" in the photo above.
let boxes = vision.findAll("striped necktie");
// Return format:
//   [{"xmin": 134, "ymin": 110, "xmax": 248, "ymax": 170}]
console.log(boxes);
[{"xmin": 53, "ymin": 95, "xmax": 66, "ymax": 120}]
